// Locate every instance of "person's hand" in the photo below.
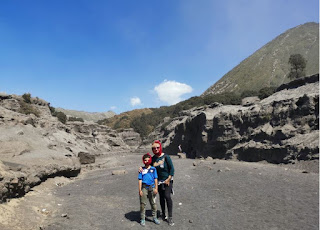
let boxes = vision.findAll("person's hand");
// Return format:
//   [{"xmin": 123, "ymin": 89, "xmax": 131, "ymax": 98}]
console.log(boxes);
[
  {"xmin": 165, "ymin": 178, "xmax": 170, "ymax": 186},
  {"xmin": 139, "ymin": 190, "xmax": 143, "ymax": 197},
  {"xmin": 153, "ymin": 188, "xmax": 158, "ymax": 195},
  {"xmin": 154, "ymin": 159, "xmax": 164, "ymax": 167},
  {"xmin": 138, "ymin": 166, "xmax": 143, "ymax": 173}
]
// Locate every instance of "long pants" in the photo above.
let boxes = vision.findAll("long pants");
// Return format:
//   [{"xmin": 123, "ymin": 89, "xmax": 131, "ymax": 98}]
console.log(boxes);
[
  {"xmin": 158, "ymin": 182, "xmax": 173, "ymax": 217},
  {"xmin": 140, "ymin": 187, "xmax": 157, "ymax": 220}
]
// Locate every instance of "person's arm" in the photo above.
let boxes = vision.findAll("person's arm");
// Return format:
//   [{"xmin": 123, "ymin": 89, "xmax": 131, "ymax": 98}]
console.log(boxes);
[
  {"xmin": 164, "ymin": 156, "xmax": 175, "ymax": 185},
  {"xmin": 154, "ymin": 178, "xmax": 158, "ymax": 194},
  {"xmin": 153, "ymin": 168, "xmax": 158, "ymax": 194},
  {"xmin": 153, "ymin": 159, "xmax": 164, "ymax": 167},
  {"xmin": 138, "ymin": 180, "xmax": 143, "ymax": 196},
  {"xmin": 165, "ymin": 175, "xmax": 172, "ymax": 185}
]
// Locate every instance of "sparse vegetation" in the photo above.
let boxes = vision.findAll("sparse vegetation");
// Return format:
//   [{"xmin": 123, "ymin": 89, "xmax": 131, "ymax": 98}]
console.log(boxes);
[
  {"xmin": 68, "ymin": 117, "xmax": 84, "ymax": 122},
  {"xmin": 241, "ymin": 90, "xmax": 258, "ymax": 98},
  {"xmin": 18, "ymin": 101, "xmax": 40, "ymax": 117},
  {"xmin": 288, "ymin": 54, "xmax": 307, "ymax": 79},
  {"xmin": 49, "ymin": 105, "xmax": 67, "ymax": 124},
  {"xmin": 55, "ymin": 111, "xmax": 67, "ymax": 124},
  {"xmin": 258, "ymin": 87, "xmax": 277, "ymax": 99},
  {"xmin": 22, "ymin": 93, "xmax": 32, "ymax": 104}
]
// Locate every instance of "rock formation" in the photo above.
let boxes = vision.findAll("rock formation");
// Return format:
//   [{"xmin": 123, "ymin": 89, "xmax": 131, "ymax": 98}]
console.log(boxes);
[
  {"xmin": 149, "ymin": 74, "xmax": 319, "ymax": 165},
  {"xmin": 0, "ymin": 94, "xmax": 141, "ymax": 202}
]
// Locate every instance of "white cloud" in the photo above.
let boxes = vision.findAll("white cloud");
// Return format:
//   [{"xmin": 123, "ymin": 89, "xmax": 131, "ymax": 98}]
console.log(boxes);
[
  {"xmin": 130, "ymin": 97, "xmax": 142, "ymax": 106},
  {"xmin": 154, "ymin": 80, "xmax": 193, "ymax": 105},
  {"xmin": 110, "ymin": 106, "xmax": 117, "ymax": 111}
]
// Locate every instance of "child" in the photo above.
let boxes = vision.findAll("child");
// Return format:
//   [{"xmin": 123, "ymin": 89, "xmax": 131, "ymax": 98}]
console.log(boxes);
[{"xmin": 138, "ymin": 153, "xmax": 160, "ymax": 226}]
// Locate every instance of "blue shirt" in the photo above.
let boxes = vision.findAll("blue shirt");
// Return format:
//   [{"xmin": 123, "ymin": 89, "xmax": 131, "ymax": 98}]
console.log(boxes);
[{"xmin": 138, "ymin": 166, "xmax": 158, "ymax": 186}]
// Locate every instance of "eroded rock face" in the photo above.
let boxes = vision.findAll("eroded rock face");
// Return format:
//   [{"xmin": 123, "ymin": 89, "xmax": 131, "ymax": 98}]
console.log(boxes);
[
  {"xmin": 0, "ymin": 95, "xmax": 141, "ymax": 202},
  {"xmin": 152, "ymin": 75, "xmax": 319, "ymax": 165}
]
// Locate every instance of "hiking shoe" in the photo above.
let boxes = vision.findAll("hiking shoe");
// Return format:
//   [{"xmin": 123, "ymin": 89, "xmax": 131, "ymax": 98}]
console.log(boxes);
[
  {"xmin": 140, "ymin": 219, "xmax": 145, "ymax": 226},
  {"xmin": 168, "ymin": 217, "xmax": 174, "ymax": 226},
  {"xmin": 162, "ymin": 213, "xmax": 167, "ymax": 221},
  {"xmin": 153, "ymin": 217, "xmax": 160, "ymax": 225}
]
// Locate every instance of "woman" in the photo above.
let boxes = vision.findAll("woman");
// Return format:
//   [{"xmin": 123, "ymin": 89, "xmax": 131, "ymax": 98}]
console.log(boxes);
[
  {"xmin": 139, "ymin": 140, "xmax": 175, "ymax": 226},
  {"xmin": 151, "ymin": 140, "xmax": 175, "ymax": 226}
]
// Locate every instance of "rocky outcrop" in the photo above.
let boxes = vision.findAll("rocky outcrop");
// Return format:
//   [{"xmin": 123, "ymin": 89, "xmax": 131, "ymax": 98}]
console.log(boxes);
[
  {"xmin": 151, "ymin": 75, "xmax": 319, "ymax": 165},
  {"xmin": 0, "ymin": 94, "xmax": 141, "ymax": 202}
]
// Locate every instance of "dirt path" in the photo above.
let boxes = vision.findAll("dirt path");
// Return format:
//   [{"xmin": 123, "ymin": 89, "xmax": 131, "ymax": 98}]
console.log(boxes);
[{"xmin": 0, "ymin": 153, "xmax": 319, "ymax": 230}]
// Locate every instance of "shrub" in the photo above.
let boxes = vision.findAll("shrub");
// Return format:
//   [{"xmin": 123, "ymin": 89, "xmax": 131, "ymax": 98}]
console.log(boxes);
[
  {"xmin": 258, "ymin": 87, "xmax": 277, "ymax": 99},
  {"xmin": 22, "ymin": 93, "xmax": 32, "ymax": 104},
  {"xmin": 203, "ymin": 92, "xmax": 241, "ymax": 105},
  {"xmin": 288, "ymin": 54, "xmax": 307, "ymax": 79},
  {"xmin": 241, "ymin": 90, "xmax": 258, "ymax": 98},
  {"xmin": 48, "ymin": 104, "xmax": 56, "ymax": 115},
  {"xmin": 55, "ymin": 111, "xmax": 67, "ymax": 124},
  {"xmin": 18, "ymin": 101, "xmax": 40, "ymax": 117}
]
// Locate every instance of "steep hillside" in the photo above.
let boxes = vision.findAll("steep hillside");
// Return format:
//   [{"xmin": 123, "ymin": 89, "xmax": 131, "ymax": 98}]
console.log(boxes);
[
  {"xmin": 202, "ymin": 22, "xmax": 319, "ymax": 96},
  {"xmin": 98, "ymin": 108, "xmax": 154, "ymax": 129},
  {"xmin": 55, "ymin": 108, "xmax": 115, "ymax": 122}
]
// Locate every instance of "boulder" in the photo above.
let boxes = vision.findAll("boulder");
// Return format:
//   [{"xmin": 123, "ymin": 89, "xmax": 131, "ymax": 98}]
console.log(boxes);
[{"xmin": 78, "ymin": 152, "xmax": 95, "ymax": 164}]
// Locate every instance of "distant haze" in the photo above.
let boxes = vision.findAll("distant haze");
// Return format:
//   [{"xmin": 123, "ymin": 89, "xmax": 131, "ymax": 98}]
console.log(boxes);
[{"xmin": 56, "ymin": 108, "xmax": 115, "ymax": 122}]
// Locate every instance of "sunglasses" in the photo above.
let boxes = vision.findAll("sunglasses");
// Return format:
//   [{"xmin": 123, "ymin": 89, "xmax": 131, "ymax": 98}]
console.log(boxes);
[{"xmin": 152, "ymin": 147, "xmax": 160, "ymax": 150}]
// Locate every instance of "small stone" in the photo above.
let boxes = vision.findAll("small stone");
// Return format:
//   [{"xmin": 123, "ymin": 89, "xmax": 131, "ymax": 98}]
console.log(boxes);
[
  {"xmin": 217, "ymin": 169, "xmax": 222, "ymax": 172},
  {"xmin": 189, "ymin": 219, "xmax": 193, "ymax": 223},
  {"xmin": 61, "ymin": 213, "xmax": 68, "ymax": 218},
  {"xmin": 111, "ymin": 170, "xmax": 127, "ymax": 175},
  {"xmin": 179, "ymin": 202, "xmax": 182, "ymax": 205}
]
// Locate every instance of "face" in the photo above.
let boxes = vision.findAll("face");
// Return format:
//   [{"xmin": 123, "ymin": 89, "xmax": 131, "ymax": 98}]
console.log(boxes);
[
  {"xmin": 152, "ymin": 143, "xmax": 161, "ymax": 155},
  {"xmin": 143, "ymin": 157, "xmax": 151, "ymax": 165}
]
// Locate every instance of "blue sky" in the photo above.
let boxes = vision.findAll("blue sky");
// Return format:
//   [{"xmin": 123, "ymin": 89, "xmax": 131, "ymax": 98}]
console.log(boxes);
[{"xmin": 0, "ymin": 0, "xmax": 318, "ymax": 114}]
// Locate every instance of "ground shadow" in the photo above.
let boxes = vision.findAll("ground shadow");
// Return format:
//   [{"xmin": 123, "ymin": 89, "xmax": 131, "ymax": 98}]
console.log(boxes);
[{"xmin": 125, "ymin": 210, "xmax": 161, "ymax": 223}]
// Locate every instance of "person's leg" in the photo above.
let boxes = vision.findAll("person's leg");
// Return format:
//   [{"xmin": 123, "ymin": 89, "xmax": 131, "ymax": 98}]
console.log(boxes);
[
  {"xmin": 158, "ymin": 185, "xmax": 166, "ymax": 218},
  {"xmin": 148, "ymin": 190, "xmax": 157, "ymax": 218},
  {"xmin": 149, "ymin": 190, "xmax": 160, "ymax": 224},
  {"xmin": 164, "ymin": 183, "xmax": 174, "ymax": 226},
  {"xmin": 140, "ymin": 188, "xmax": 148, "ymax": 222},
  {"xmin": 164, "ymin": 183, "xmax": 173, "ymax": 218}
]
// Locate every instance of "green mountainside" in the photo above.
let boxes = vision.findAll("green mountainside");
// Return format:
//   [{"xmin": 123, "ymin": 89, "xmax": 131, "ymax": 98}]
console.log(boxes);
[{"xmin": 202, "ymin": 22, "xmax": 319, "ymax": 96}]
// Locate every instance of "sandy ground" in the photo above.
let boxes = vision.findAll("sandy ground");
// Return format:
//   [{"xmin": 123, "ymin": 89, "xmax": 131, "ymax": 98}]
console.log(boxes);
[{"xmin": 0, "ymin": 153, "xmax": 318, "ymax": 230}]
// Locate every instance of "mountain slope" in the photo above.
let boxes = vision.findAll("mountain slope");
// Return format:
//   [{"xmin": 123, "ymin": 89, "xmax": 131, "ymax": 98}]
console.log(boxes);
[
  {"xmin": 98, "ymin": 108, "xmax": 154, "ymax": 129},
  {"xmin": 202, "ymin": 22, "xmax": 319, "ymax": 96},
  {"xmin": 55, "ymin": 108, "xmax": 115, "ymax": 122}
]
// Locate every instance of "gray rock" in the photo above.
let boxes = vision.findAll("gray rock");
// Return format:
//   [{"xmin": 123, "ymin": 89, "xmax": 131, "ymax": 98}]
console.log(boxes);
[
  {"xmin": 78, "ymin": 152, "xmax": 95, "ymax": 164},
  {"xmin": 241, "ymin": 96, "xmax": 260, "ymax": 106},
  {"xmin": 151, "ymin": 75, "xmax": 319, "ymax": 165},
  {"xmin": 111, "ymin": 170, "xmax": 127, "ymax": 175}
]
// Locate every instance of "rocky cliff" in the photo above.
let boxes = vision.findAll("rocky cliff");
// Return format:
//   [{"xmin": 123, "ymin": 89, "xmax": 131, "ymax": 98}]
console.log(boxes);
[
  {"xmin": 0, "ymin": 95, "xmax": 141, "ymax": 202},
  {"xmin": 149, "ymin": 74, "xmax": 319, "ymax": 165}
]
